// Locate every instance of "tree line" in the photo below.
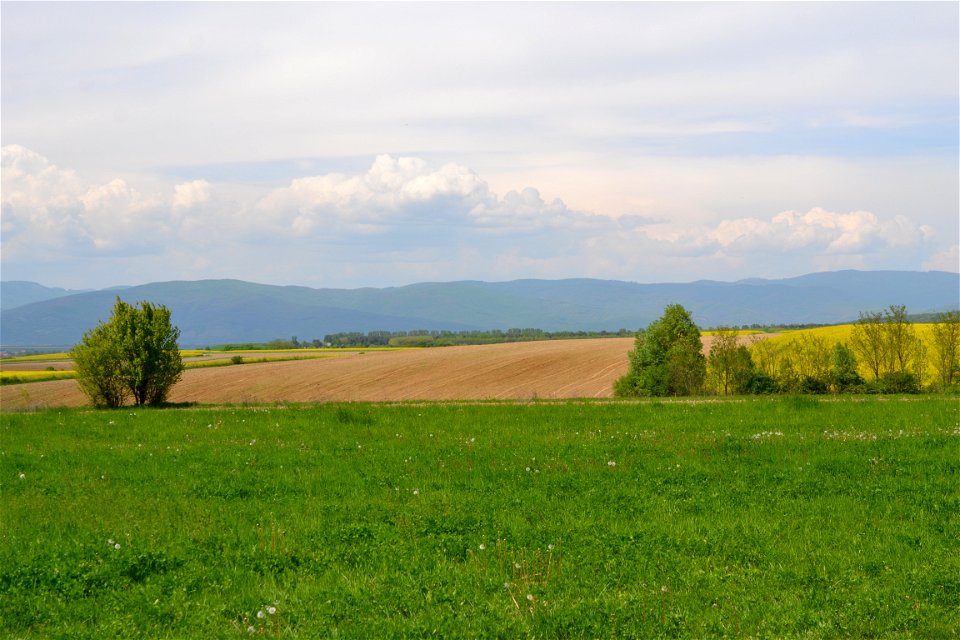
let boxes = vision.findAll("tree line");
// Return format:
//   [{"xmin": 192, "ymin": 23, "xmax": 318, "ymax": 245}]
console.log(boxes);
[
  {"xmin": 70, "ymin": 297, "xmax": 958, "ymax": 408},
  {"xmin": 214, "ymin": 329, "xmax": 635, "ymax": 350},
  {"xmin": 324, "ymin": 328, "xmax": 634, "ymax": 348},
  {"xmin": 616, "ymin": 304, "xmax": 960, "ymax": 397}
]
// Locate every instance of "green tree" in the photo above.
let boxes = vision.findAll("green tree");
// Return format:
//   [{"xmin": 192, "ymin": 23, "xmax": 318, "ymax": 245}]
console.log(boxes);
[
  {"xmin": 850, "ymin": 310, "xmax": 887, "ymax": 381},
  {"xmin": 829, "ymin": 342, "xmax": 863, "ymax": 392},
  {"xmin": 72, "ymin": 322, "xmax": 128, "ymax": 408},
  {"xmin": 707, "ymin": 328, "xmax": 755, "ymax": 395},
  {"xmin": 72, "ymin": 298, "xmax": 184, "ymax": 407},
  {"xmin": 882, "ymin": 304, "xmax": 917, "ymax": 376},
  {"xmin": 930, "ymin": 310, "xmax": 960, "ymax": 388},
  {"xmin": 615, "ymin": 304, "xmax": 706, "ymax": 397}
]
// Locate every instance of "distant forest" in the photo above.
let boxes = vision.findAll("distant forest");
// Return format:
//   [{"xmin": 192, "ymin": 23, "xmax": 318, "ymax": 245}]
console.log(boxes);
[
  {"xmin": 217, "ymin": 322, "xmax": 848, "ymax": 350},
  {"xmin": 210, "ymin": 313, "xmax": 950, "ymax": 351}
]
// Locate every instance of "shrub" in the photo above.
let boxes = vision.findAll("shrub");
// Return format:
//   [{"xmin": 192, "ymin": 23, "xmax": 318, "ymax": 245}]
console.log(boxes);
[
  {"xmin": 743, "ymin": 372, "xmax": 779, "ymax": 395},
  {"xmin": 878, "ymin": 371, "xmax": 920, "ymax": 394}
]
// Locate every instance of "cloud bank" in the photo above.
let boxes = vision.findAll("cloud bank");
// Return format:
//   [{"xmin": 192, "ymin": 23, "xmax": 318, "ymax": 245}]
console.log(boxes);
[{"xmin": 2, "ymin": 145, "xmax": 953, "ymax": 289}]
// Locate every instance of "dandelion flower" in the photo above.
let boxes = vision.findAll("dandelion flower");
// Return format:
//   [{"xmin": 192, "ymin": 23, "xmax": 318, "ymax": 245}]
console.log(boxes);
[
  {"xmin": 412, "ymin": 489, "xmax": 419, "ymax": 496},
  {"xmin": 548, "ymin": 544, "xmax": 555, "ymax": 551},
  {"xmin": 108, "ymin": 539, "xmax": 114, "ymax": 545},
  {"xmin": 479, "ymin": 543, "xmax": 486, "ymax": 551},
  {"xmin": 267, "ymin": 606, "xmax": 276, "ymax": 615},
  {"xmin": 257, "ymin": 610, "xmax": 265, "ymax": 619},
  {"xmin": 18, "ymin": 473, "xmax": 25, "ymax": 479},
  {"xmin": 114, "ymin": 543, "xmax": 121, "ymax": 550},
  {"xmin": 514, "ymin": 562, "xmax": 521, "ymax": 569},
  {"xmin": 527, "ymin": 594, "xmax": 534, "ymax": 601},
  {"xmin": 661, "ymin": 585, "xmax": 669, "ymax": 593},
  {"xmin": 247, "ymin": 626, "xmax": 256, "ymax": 634},
  {"xmin": 608, "ymin": 460, "xmax": 616, "ymax": 467}
]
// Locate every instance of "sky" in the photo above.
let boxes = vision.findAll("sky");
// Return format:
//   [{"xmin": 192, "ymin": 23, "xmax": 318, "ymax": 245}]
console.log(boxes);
[{"xmin": 1, "ymin": 1, "xmax": 958, "ymax": 290}]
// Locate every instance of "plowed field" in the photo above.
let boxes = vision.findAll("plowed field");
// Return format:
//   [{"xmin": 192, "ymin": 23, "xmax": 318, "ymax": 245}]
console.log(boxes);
[{"xmin": 1, "ymin": 336, "xmax": 765, "ymax": 410}]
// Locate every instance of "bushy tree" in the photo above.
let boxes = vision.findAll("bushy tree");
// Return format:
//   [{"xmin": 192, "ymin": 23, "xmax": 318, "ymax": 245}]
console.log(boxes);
[
  {"xmin": 72, "ymin": 322, "xmax": 128, "ymax": 408},
  {"xmin": 72, "ymin": 298, "xmax": 184, "ymax": 407},
  {"xmin": 615, "ymin": 304, "xmax": 706, "ymax": 397},
  {"xmin": 829, "ymin": 342, "xmax": 864, "ymax": 392}
]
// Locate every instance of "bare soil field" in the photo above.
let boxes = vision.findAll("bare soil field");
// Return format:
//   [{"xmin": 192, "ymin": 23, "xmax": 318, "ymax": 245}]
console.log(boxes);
[{"xmin": 0, "ymin": 336, "xmax": 766, "ymax": 410}]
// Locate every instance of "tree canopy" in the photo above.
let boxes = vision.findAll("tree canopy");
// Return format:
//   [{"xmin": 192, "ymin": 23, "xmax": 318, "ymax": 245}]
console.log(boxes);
[
  {"xmin": 615, "ymin": 303, "xmax": 706, "ymax": 397},
  {"xmin": 72, "ymin": 298, "xmax": 184, "ymax": 407}
]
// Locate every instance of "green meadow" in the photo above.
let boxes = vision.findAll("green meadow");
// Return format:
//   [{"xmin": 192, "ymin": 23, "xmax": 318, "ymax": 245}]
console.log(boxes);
[{"xmin": 1, "ymin": 397, "xmax": 957, "ymax": 638}]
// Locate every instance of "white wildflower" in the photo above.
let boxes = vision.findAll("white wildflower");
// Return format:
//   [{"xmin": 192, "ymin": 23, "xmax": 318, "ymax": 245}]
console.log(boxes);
[
  {"xmin": 479, "ymin": 544, "xmax": 486, "ymax": 551},
  {"xmin": 18, "ymin": 472, "xmax": 25, "ymax": 479},
  {"xmin": 114, "ymin": 543, "xmax": 121, "ymax": 550},
  {"xmin": 527, "ymin": 594, "xmax": 534, "ymax": 601},
  {"xmin": 266, "ymin": 606, "xmax": 276, "ymax": 615},
  {"xmin": 608, "ymin": 460, "xmax": 616, "ymax": 467},
  {"xmin": 257, "ymin": 610, "xmax": 265, "ymax": 619}
]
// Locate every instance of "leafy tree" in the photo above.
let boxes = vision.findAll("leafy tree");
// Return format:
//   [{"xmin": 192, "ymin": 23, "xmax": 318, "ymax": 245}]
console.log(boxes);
[
  {"xmin": 72, "ymin": 298, "xmax": 184, "ymax": 407},
  {"xmin": 930, "ymin": 310, "xmax": 960, "ymax": 388},
  {"xmin": 851, "ymin": 305, "xmax": 920, "ymax": 383},
  {"xmin": 850, "ymin": 310, "xmax": 886, "ymax": 381},
  {"xmin": 882, "ymin": 304, "xmax": 917, "ymax": 376},
  {"xmin": 72, "ymin": 322, "xmax": 128, "ymax": 408},
  {"xmin": 615, "ymin": 304, "xmax": 706, "ymax": 397},
  {"xmin": 770, "ymin": 334, "xmax": 830, "ymax": 393},
  {"xmin": 707, "ymin": 328, "xmax": 755, "ymax": 395},
  {"xmin": 829, "ymin": 342, "xmax": 863, "ymax": 392},
  {"xmin": 749, "ymin": 337, "xmax": 782, "ymax": 378}
]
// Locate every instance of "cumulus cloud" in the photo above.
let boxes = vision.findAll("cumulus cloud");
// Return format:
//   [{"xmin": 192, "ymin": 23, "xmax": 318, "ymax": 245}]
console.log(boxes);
[
  {"xmin": 173, "ymin": 180, "xmax": 212, "ymax": 209},
  {"xmin": 1, "ymin": 145, "xmax": 216, "ymax": 256},
  {"xmin": 1, "ymin": 145, "xmax": 953, "ymax": 288},
  {"xmin": 686, "ymin": 207, "xmax": 935, "ymax": 257},
  {"xmin": 253, "ymin": 154, "xmax": 591, "ymax": 239}
]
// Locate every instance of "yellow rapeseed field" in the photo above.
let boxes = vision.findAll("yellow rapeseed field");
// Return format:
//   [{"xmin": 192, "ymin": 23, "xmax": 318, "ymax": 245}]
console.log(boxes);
[
  {"xmin": 754, "ymin": 324, "xmax": 941, "ymax": 381},
  {"xmin": 767, "ymin": 324, "xmax": 937, "ymax": 345},
  {"xmin": 0, "ymin": 370, "xmax": 76, "ymax": 383}
]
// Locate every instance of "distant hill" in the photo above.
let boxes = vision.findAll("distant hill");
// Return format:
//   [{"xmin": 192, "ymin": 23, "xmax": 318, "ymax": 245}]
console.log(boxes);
[
  {"xmin": 1, "ymin": 270, "xmax": 957, "ymax": 348},
  {"xmin": 0, "ymin": 281, "xmax": 92, "ymax": 312}
]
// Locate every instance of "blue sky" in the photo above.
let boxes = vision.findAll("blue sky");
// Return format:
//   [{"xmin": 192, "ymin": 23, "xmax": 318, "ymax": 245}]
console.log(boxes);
[{"xmin": 2, "ymin": 1, "xmax": 957, "ymax": 289}]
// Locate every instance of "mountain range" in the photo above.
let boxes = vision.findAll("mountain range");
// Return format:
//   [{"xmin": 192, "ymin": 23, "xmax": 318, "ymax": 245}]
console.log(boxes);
[{"xmin": 1, "ymin": 270, "xmax": 957, "ymax": 348}]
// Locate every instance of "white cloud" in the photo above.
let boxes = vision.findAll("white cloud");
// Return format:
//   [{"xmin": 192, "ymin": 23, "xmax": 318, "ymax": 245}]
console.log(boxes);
[
  {"xmin": 254, "ymin": 155, "xmax": 585, "ymax": 238},
  {"xmin": 923, "ymin": 245, "xmax": 960, "ymax": 273},
  {"xmin": 173, "ymin": 179, "xmax": 211, "ymax": 209},
  {"xmin": 1, "ymin": 145, "xmax": 954, "ymax": 288},
  {"xmin": 1, "ymin": 146, "xmax": 221, "ymax": 255},
  {"xmin": 688, "ymin": 207, "xmax": 934, "ymax": 257}
]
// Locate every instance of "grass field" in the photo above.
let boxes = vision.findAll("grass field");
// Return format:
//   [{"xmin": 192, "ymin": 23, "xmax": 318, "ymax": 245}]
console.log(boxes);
[{"xmin": 1, "ymin": 397, "xmax": 957, "ymax": 638}]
